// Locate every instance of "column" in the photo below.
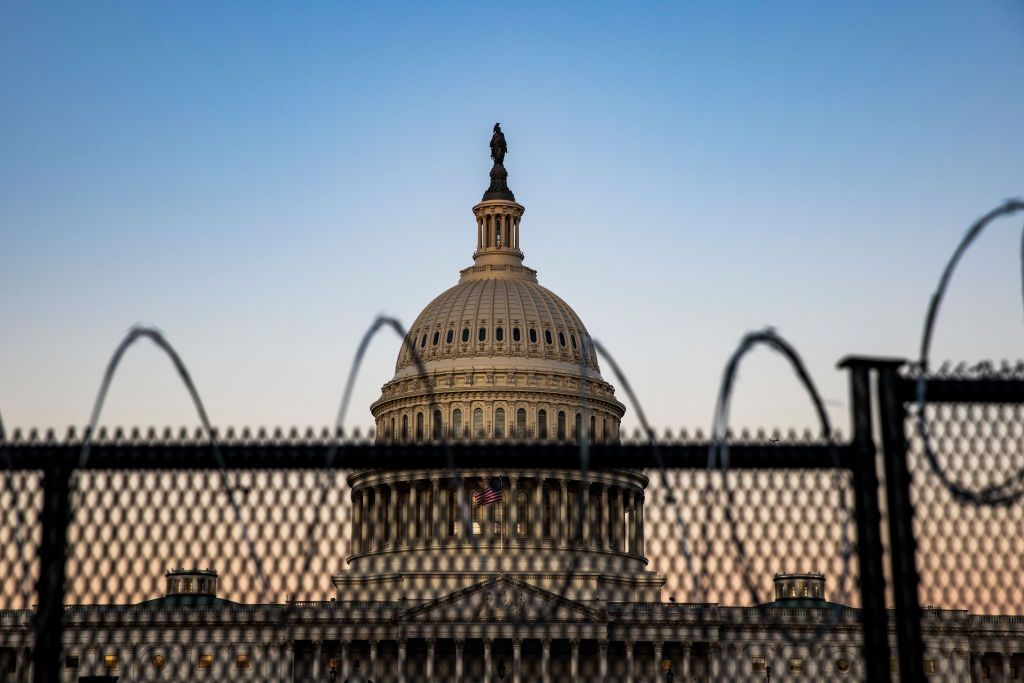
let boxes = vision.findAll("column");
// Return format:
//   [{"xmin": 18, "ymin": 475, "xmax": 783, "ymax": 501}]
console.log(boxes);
[
  {"xmin": 581, "ymin": 482, "xmax": 591, "ymax": 547},
  {"xmin": 971, "ymin": 654, "xmax": 983, "ymax": 682},
  {"xmin": 431, "ymin": 478, "xmax": 441, "ymax": 542},
  {"xmin": 626, "ymin": 642, "xmax": 634, "ymax": 683},
  {"xmin": 513, "ymin": 639, "xmax": 522, "ymax": 683},
  {"xmin": 1001, "ymin": 654, "xmax": 1010, "ymax": 682},
  {"xmin": 457, "ymin": 478, "xmax": 467, "ymax": 538},
  {"xmin": 637, "ymin": 493, "xmax": 646, "ymax": 557},
  {"xmin": 955, "ymin": 650, "xmax": 968, "ymax": 679},
  {"xmin": 426, "ymin": 639, "xmax": 435, "ymax": 681},
  {"xmin": 653, "ymin": 641, "xmax": 663, "ymax": 683},
  {"xmin": 455, "ymin": 639, "xmax": 465, "ymax": 683},
  {"xmin": 681, "ymin": 642, "xmax": 691, "ymax": 679},
  {"xmin": 709, "ymin": 644, "xmax": 721, "ymax": 680},
  {"xmin": 484, "ymin": 639, "xmax": 493, "ymax": 682},
  {"xmin": 341, "ymin": 640, "xmax": 350, "ymax": 679},
  {"xmin": 398, "ymin": 639, "xmax": 407, "ymax": 683},
  {"xmin": 542, "ymin": 639, "xmax": 551, "ymax": 683},
  {"xmin": 617, "ymin": 489, "xmax": 627, "ymax": 551},
  {"xmin": 362, "ymin": 489, "xmax": 374, "ymax": 552},
  {"xmin": 509, "ymin": 476, "xmax": 519, "ymax": 542},
  {"xmin": 282, "ymin": 642, "xmax": 294, "ymax": 682},
  {"xmin": 311, "ymin": 641, "xmax": 322, "ymax": 681},
  {"xmin": 559, "ymin": 480, "xmax": 569, "ymax": 545},
  {"xmin": 601, "ymin": 484, "xmax": 610, "ymax": 549},
  {"xmin": 373, "ymin": 484, "xmax": 383, "ymax": 550},
  {"xmin": 599, "ymin": 640, "xmax": 608, "ymax": 682},
  {"xmin": 533, "ymin": 477, "xmax": 545, "ymax": 539},
  {"xmin": 370, "ymin": 641, "xmax": 378, "ymax": 682},
  {"xmin": 409, "ymin": 483, "xmax": 419, "ymax": 545},
  {"xmin": 570, "ymin": 640, "xmax": 580, "ymax": 683},
  {"xmin": 477, "ymin": 217, "xmax": 482, "ymax": 249},
  {"xmin": 389, "ymin": 484, "xmax": 399, "ymax": 547}
]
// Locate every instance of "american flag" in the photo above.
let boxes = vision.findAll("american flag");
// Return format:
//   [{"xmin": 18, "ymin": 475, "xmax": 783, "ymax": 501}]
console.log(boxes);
[{"xmin": 473, "ymin": 478, "xmax": 503, "ymax": 506}]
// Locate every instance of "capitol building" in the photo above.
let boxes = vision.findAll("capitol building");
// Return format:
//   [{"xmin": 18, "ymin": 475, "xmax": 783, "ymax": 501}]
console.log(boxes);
[{"xmin": 1, "ymin": 127, "xmax": 1022, "ymax": 682}]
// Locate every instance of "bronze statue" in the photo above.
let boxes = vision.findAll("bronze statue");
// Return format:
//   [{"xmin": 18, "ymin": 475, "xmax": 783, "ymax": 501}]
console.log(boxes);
[{"xmin": 490, "ymin": 123, "xmax": 507, "ymax": 164}]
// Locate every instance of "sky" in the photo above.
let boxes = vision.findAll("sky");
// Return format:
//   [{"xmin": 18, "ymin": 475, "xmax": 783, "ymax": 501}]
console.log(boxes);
[{"xmin": 2, "ymin": 1, "xmax": 1023, "ymax": 437}]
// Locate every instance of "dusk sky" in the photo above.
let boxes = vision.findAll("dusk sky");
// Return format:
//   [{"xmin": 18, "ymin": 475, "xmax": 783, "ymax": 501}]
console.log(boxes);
[{"xmin": 2, "ymin": 1, "xmax": 1022, "ymax": 435}]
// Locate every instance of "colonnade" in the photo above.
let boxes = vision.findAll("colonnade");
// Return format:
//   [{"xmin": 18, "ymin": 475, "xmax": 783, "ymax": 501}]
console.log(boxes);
[
  {"xmin": 476, "ymin": 211, "xmax": 521, "ymax": 251},
  {"xmin": 351, "ymin": 475, "xmax": 644, "ymax": 557}
]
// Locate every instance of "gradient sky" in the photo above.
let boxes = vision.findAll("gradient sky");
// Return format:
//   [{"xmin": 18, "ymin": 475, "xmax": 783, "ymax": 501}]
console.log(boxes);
[{"xmin": 2, "ymin": 1, "xmax": 1023, "ymax": 435}]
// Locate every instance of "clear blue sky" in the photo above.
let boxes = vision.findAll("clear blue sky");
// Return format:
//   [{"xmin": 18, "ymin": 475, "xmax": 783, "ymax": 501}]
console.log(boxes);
[{"xmin": 2, "ymin": 1, "xmax": 1022, "ymax": 434}]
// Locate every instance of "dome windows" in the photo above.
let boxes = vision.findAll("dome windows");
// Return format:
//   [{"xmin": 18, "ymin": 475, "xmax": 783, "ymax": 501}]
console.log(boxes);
[
  {"xmin": 571, "ymin": 334, "xmax": 578, "ymax": 350},
  {"xmin": 432, "ymin": 332, "xmax": 440, "ymax": 346},
  {"xmin": 478, "ymin": 327, "xmax": 487, "ymax": 342},
  {"xmin": 557, "ymin": 411, "xmax": 566, "ymax": 440},
  {"xmin": 452, "ymin": 409, "xmax": 463, "ymax": 438},
  {"xmin": 462, "ymin": 328, "xmax": 470, "ymax": 343},
  {"xmin": 495, "ymin": 327, "xmax": 504, "ymax": 342},
  {"xmin": 512, "ymin": 327, "xmax": 521, "ymax": 342},
  {"xmin": 494, "ymin": 408, "xmax": 505, "ymax": 438},
  {"xmin": 545, "ymin": 330, "xmax": 553, "ymax": 345},
  {"xmin": 529, "ymin": 328, "xmax": 537, "ymax": 344},
  {"xmin": 420, "ymin": 334, "xmax": 427, "ymax": 348},
  {"xmin": 446, "ymin": 330, "xmax": 454, "ymax": 344},
  {"xmin": 538, "ymin": 409, "xmax": 548, "ymax": 439},
  {"xmin": 558, "ymin": 332, "xmax": 566, "ymax": 347}
]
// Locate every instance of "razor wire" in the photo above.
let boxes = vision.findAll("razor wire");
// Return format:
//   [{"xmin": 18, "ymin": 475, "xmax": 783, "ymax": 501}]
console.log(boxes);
[
  {"xmin": 917, "ymin": 198, "xmax": 1024, "ymax": 505},
  {"xmin": 705, "ymin": 328, "xmax": 853, "ymax": 642}
]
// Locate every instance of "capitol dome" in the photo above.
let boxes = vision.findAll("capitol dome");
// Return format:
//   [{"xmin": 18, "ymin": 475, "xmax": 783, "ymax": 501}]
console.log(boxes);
[{"xmin": 342, "ymin": 127, "xmax": 658, "ymax": 604}]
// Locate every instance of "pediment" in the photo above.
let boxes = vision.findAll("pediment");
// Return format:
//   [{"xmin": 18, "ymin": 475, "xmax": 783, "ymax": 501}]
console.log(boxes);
[{"xmin": 399, "ymin": 576, "xmax": 604, "ymax": 623}]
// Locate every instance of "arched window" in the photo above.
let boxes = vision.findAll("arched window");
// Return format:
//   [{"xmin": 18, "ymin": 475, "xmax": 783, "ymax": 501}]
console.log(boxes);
[
  {"xmin": 446, "ymin": 329, "xmax": 454, "ymax": 344},
  {"xmin": 571, "ymin": 334, "xmax": 578, "ymax": 350},
  {"xmin": 545, "ymin": 330, "xmax": 553, "ymax": 345},
  {"xmin": 513, "ymin": 327, "xmax": 521, "ymax": 342},
  {"xmin": 473, "ymin": 408, "xmax": 484, "ymax": 438},
  {"xmin": 415, "ymin": 412, "xmax": 424, "ymax": 441},
  {"xmin": 559, "ymin": 332, "xmax": 566, "ymax": 347},
  {"xmin": 462, "ymin": 328, "xmax": 470, "ymax": 343},
  {"xmin": 452, "ymin": 409, "xmax": 463, "ymax": 438},
  {"xmin": 574, "ymin": 413, "xmax": 582, "ymax": 440},
  {"xmin": 557, "ymin": 411, "xmax": 566, "ymax": 441},
  {"xmin": 529, "ymin": 328, "xmax": 538, "ymax": 343},
  {"xmin": 538, "ymin": 409, "xmax": 548, "ymax": 440},
  {"xmin": 590, "ymin": 415, "xmax": 596, "ymax": 440},
  {"xmin": 433, "ymin": 409, "xmax": 443, "ymax": 440},
  {"xmin": 516, "ymin": 408, "xmax": 527, "ymax": 439},
  {"xmin": 494, "ymin": 408, "xmax": 505, "ymax": 438},
  {"xmin": 421, "ymin": 334, "xmax": 427, "ymax": 348},
  {"xmin": 390, "ymin": 417, "xmax": 395, "ymax": 443},
  {"xmin": 401, "ymin": 415, "xmax": 409, "ymax": 441},
  {"xmin": 495, "ymin": 327, "xmax": 504, "ymax": 342},
  {"xmin": 432, "ymin": 331, "xmax": 440, "ymax": 346},
  {"xmin": 602, "ymin": 418, "xmax": 608, "ymax": 444},
  {"xmin": 478, "ymin": 327, "xmax": 487, "ymax": 342}
]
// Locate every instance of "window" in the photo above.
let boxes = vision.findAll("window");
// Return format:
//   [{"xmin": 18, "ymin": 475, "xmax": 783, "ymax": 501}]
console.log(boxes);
[
  {"xmin": 462, "ymin": 327, "xmax": 470, "ymax": 343},
  {"xmin": 574, "ymin": 413, "xmax": 582, "ymax": 439},
  {"xmin": 493, "ymin": 495, "xmax": 504, "ymax": 535},
  {"xmin": 516, "ymin": 408, "xmax": 526, "ymax": 438},
  {"xmin": 390, "ymin": 417, "xmax": 395, "ymax": 442},
  {"xmin": 446, "ymin": 329, "xmax": 454, "ymax": 344},
  {"xmin": 517, "ymin": 491, "xmax": 529, "ymax": 535},
  {"xmin": 545, "ymin": 330, "xmax": 553, "ymax": 345},
  {"xmin": 104, "ymin": 654, "xmax": 119, "ymax": 670},
  {"xmin": 452, "ymin": 409, "xmax": 463, "ymax": 438},
  {"xmin": 835, "ymin": 658, "xmax": 850, "ymax": 673},
  {"xmin": 571, "ymin": 334, "xmax": 578, "ymax": 349},
  {"xmin": 152, "ymin": 654, "xmax": 167, "ymax": 670},
  {"xmin": 472, "ymin": 494, "xmax": 483, "ymax": 535},
  {"xmin": 237, "ymin": 654, "xmax": 251, "ymax": 670},
  {"xmin": 496, "ymin": 225, "xmax": 502, "ymax": 247},
  {"xmin": 184, "ymin": 578, "xmax": 193, "ymax": 592},
  {"xmin": 603, "ymin": 418, "xmax": 608, "ymax": 443},
  {"xmin": 590, "ymin": 415, "xmax": 595, "ymax": 440},
  {"xmin": 751, "ymin": 656, "xmax": 766, "ymax": 672},
  {"xmin": 0, "ymin": 651, "xmax": 12, "ymax": 675},
  {"xmin": 495, "ymin": 408, "xmax": 505, "ymax": 438},
  {"xmin": 790, "ymin": 657, "xmax": 803, "ymax": 672},
  {"xmin": 420, "ymin": 334, "xmax": 427, "ymax": 348},
  {"xmin": 433, "ymin": 409, "xmax": 442, "ymax": 440},
  {"xmin": 401, "ymin": 415, "xmax": 408, "ymax": 441},
  {"xmin": 432, "ymin": 331, "xmax": 440, "ymax": 346},
  {"xmin": 558, "ymin": 332, "xmax": 566, "ymax": 347},
  {"xmin": 529, "ymin": 328, "xmax": 537, "ymax": 343},
  {"xmin": 924, "ymin": 659, "xmax": 936, "ymax": 674},
  {"xmin": 65, "ymin": 655, "xmax": 79, "ymax": 670},
  {"xmin": 478, "ymin": 327, "xmax": 487, "ymax": 342},
  {"xmin": 538, "ymin": 409, "xmax": 548, "ymax": 439},
  {"xmin": 474, "ymin": 408, "xmax": 484, "ymax": 437},
  {"xmin": 415, "ymin": 412, "xmax": 424, "ymax": 440},
  {"xmin": 513, "ymin": 327, "xmax": 521, "ymax": 342},
  {"xmin": 199, "ymin": 654, "xmax": 213, "ymax": 669},
  {"xmin": 557, "ymin": 411, "xmax": 566, "ymax": 440},
  {"xmin": 495, "ymin": 326, "xmax": 504, "ymax": 342}
]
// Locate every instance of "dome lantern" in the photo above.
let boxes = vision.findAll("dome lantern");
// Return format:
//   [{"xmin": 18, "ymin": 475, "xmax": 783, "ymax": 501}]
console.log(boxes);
[{"xmin": 472, "ymin": 123, "xmax": 526, "ymax": 271}]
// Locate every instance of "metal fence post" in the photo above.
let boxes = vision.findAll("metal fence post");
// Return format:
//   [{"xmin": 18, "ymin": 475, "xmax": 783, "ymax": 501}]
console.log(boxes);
[
  {"xmin": 839, "ymin": 358, "xmax": 891, "ymax": 683},
  {"xmin": 33, "ymin": 463, "xmax": 71, "ymax": 683},
  {"xmin": 876, "ymin": 361, "xmax": 925, "ymax": 683}
]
